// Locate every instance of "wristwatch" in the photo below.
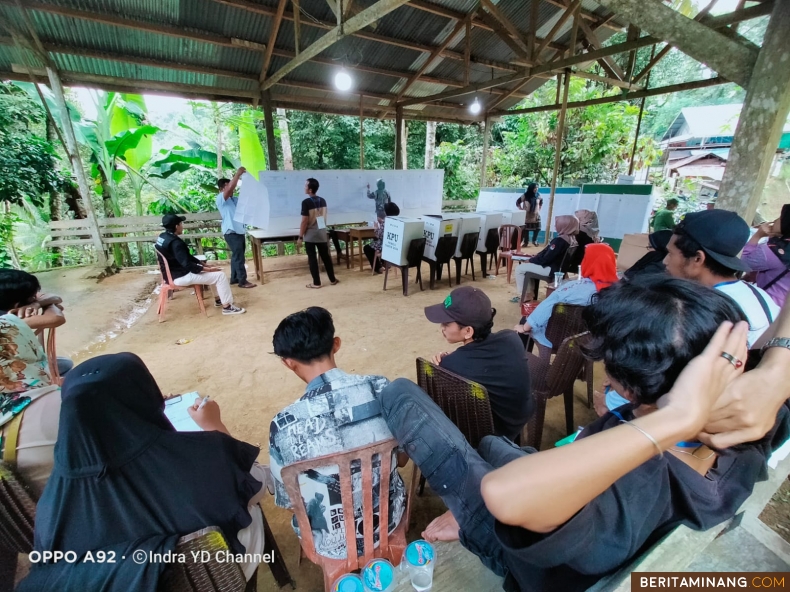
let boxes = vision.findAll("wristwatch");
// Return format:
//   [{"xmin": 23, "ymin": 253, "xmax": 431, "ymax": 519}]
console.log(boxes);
[{"xmin": 761, "ymin": 337, "xmax": 790, "ymax": 354}]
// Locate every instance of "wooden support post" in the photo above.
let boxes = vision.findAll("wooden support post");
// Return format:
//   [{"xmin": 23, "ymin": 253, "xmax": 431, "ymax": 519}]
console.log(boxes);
[
  {"xmin": 359, "ymin": 94, "xmax": 365, "ymax": 169},
  {"xmin": 480, "ymin": 115, "xmax": 490, "ymax": 188},
  {"xmin": 717, "ymin": 0, "xmax": 790, "ymax": 220},
  {"xmin": 546, "ymin": 70, "xmax": 571, "ymax": 244},
  {"xmin": 292, "ymin": 0, "xmax": 301, "ymax": 54},
  {"xmin": 394, "ymin": 106, "xmax": 403, "ymax": 169},
  {"xmin": 628, "ymin": 44, "xmax": 654, "ymax": 177},
  {"xmin": 464, "ymin": 18, "xmax": 471, "ymax": 86},
  {"xmin": 401, "ymin": 117, "xmax": 408, "ymax": 170},
  {"xmin": 261, "ymin": 90, "xmax": 279, "ymax": 170},
  {"xmin": 425, "ymin": 120, "xmax": 436, "ymax": 169},
  {"xmin": 276, "ymin": 108, "xmax": 294, "ymax": 169}
]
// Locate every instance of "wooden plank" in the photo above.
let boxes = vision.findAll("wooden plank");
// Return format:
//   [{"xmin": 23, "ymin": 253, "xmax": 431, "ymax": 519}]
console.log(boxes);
[
  {"xmin": 102, "ymin": 232, "xmax": 225, "ymax": 244},
  {"xmin": 48, "ymin": 239, "xmax": 95, "ymax": 247},
  {"xmin": 260, "ymin": 0, "xmax": 289, "ymax": 83},
  {"xmin": 260, "ymin": 0, "xmax": 414, "ymax": 91}
]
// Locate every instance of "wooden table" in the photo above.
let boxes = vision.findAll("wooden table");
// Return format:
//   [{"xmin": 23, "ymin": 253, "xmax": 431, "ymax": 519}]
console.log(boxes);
[
  {"xmin": 391, "ymin": 541, "xmax": 504, "ymax": 591},
  {"xmin": 346, "ymin": 226, "xmax": 376, "ymax": 271},
  {"xmin": 247, "ymin": 229, "xmax": 300, "ymax": 282}
]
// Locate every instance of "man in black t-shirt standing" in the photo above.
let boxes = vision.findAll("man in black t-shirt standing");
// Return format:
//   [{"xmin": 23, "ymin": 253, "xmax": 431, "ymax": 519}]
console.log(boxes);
[
  {"xmin": 298, "ymin": 178, "xmax": 338, "ymax": 289},
  {"xmin": 425, "ymin": 286, "xmax": 533, "ymax": 441}
]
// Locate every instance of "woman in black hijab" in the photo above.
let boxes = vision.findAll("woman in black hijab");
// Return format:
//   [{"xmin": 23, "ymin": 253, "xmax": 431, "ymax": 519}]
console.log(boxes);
[
  {"xmin": 516, "ymin": 182, "xmax": 543, "ymax": 247},
  {"xmin": 623, "ymin": 230, "xmax": 673, "ymax": 280},
  {"xmin": 19, "ymin": 353, "xmax": 270, "ymax": 592}
]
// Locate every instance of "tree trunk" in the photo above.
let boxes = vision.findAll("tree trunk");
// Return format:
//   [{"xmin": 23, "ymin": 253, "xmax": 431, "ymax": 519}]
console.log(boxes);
[
  {"xmin": 400, "ymin": 118, "xmax": 408, "ymax": 170},
  {"xmin": 277, "ymin": 108, "xmax": 294, "ymax": 170},
  {"xmin": 46, "ymin": 117, "xmax": 62, "ymax": 266},
  {"xmin": 100, "ymin": 170, "xmax": 125, "ymax": 267},
  {"xmin": 424, "ymin": 121, "xmax": 437, "ymax": 169},
  {"xmin": 62, "ymin": 181, "xmax": 87, "ymax": 219}
]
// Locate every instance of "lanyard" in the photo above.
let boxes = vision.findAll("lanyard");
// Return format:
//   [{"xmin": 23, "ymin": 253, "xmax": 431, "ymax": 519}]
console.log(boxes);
[{"xmin": 713, "ymin": 280, "xmax": 739, "ymax": 289}]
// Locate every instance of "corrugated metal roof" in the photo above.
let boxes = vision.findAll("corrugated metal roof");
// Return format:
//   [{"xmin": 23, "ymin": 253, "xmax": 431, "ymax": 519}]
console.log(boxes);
[{"xmin": 0, "ymin": 0, "xmax": 632, "ymax": 121}]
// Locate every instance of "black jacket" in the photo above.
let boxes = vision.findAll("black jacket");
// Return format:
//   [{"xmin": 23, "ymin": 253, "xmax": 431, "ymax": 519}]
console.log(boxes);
[
  {"xmin": 529, "ymin": 237, "xmax": 569, "ymax": 275},
  {"xmin": 155, "ymin": 231, "xmax": 204, "ymax": 279}
]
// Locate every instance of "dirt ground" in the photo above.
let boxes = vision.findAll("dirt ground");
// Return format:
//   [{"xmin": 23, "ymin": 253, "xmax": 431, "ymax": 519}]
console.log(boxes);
[
  {"xmin": 760, "ymin": 476, "xmax": 790, "ymax": 544},
  {"xmin": 34, "ymin": 245, "xmax": 598, "ymax": 592}
]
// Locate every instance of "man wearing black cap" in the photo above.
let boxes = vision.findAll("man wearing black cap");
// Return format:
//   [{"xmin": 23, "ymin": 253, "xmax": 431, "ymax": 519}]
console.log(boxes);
[
  {"xmin": 424, "ymin": 286, "xmax": 533, "ymax": 441},
  {"xmin": 665, "ymin": 209, "xmax": 778, "ymax": 346},
  {"xmin": 155, "ymin": 214, "xmax": 245, "ymax": 315}
]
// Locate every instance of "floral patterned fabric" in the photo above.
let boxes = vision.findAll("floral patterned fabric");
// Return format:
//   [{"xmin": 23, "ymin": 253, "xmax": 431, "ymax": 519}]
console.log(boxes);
[{"xmin": 0, "ymin": 313, "xmax": 52, "ymax": 394}]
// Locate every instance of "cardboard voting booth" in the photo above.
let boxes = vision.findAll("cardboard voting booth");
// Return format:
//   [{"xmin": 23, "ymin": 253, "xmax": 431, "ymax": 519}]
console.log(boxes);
[
  {"xmin": 497, "ymin": 210, "xmax": 527, "ymax": 226},
  {"xmin": 381, "ymin": 217, "xmax": 425, "ymax": 266},
  {"xmin": 475, "ymin": 212, "xmax": 503, "ymax": 253},
  {"xmin": 454, "ymin": 214, "xmax": 481, "ymax": 258},
  {"xmin": 617, "ymin": 233, "xmax": 651, "ymax": 272},
  {"xmin": 422, "ymin": 214, "xmax": 460, "ymax": 261}
]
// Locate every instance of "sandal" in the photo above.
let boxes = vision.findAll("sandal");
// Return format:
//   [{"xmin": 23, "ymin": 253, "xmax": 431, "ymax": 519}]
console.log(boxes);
[
  {"xmin": 509, "ymin": 296, "xmax": 520, "ymax": 303},
  {"xmin": 330, "ymin": 279, "xmax": 340, "ymax": 286},
  {"xmin": 306, "ymin": 283, "xmax": 322, "ymax": 289}
]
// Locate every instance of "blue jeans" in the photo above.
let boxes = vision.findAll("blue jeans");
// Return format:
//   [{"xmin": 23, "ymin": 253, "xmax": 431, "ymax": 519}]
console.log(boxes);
[{"xmin": 380, "ymin": 378, "xmax": 533, "ymax": 578}]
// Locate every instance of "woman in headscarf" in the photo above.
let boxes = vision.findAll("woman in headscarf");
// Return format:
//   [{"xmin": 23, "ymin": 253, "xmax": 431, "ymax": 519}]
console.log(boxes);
[
  {"xmin": 516, "ymin": 183, "xmax": 543, "ymax": 247},
  {"xmin": 513, "ymin": 215, "xmax": 578, "ymax": 302},
  {"xmin": 364, "ymin": 202, "xmax": 400, "ymax": 273},
  {"xmin": 623, "ymin": 230, "xmax": 673, "ymax": 281},
  {"xmin": 514, "ymin": 244, "xmax": 618, "ymax": 355},
  {"xmin": 18, "ymin": 353, "xmax": 271, "ymax": 592},
  {"xmin": 741, "ymin": 204, "xmax": 790, "ymax": 307},
  {"xmin": 366, "ymin": 178, "xmax": 392, "ymax": 219},
  {"xmin": 571, "ymin": 209, "xmax": 600, "ymax": 268}
]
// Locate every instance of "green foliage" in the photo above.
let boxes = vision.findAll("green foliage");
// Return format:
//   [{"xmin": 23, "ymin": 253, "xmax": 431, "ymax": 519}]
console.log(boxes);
[
  {"xmin": 0, "ymin": 211, "xmax": 17, "ymax": 268},
  {"xmin": 149, "ymin": 144, "xmax": 237, "ymax": 178},
  {"xmin": 435, "ymin": 140, "xmax": 480, "ymax": 200}
]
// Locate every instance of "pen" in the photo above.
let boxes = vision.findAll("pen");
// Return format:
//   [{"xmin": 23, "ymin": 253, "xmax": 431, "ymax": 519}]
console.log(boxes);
[{"xmin": 197, "ymin": 395, "xmax": 210, "ymax": 410}]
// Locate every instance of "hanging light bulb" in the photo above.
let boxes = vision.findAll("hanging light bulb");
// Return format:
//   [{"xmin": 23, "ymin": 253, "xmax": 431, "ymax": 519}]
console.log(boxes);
[
  {"xmin": 334, "ymin": 69, "xmax": 353, "ymax": 91},
  {"xmin": 469, "ymin": 97, "xmax": 482, "ymax": 115}
]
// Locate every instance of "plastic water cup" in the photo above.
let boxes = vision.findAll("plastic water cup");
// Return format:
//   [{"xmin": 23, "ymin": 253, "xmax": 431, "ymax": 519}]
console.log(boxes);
[
  {"xmin": 333, "ymin": 574, "xmax": 364, "ymax": 592},
  {"xmin": 362, "ymin": 558, "xmax": 396, "ymax": 592},
  {"xmin": 403, "ymin": 540, "xmax": 435, "ymax": 591},
  {"xmin": 554, "ymin": 272, "xmax": 564, "ymax": 288}
]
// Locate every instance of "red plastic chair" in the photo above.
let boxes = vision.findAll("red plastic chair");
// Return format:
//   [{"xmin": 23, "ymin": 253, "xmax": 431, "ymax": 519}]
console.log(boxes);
[
  {"xmin": 496, "ymin": 224, "xmax": 524, "ymax": 284},
  {"xmin": 155, "ymin": 249, "xmax": 207, "ymax": 323}
]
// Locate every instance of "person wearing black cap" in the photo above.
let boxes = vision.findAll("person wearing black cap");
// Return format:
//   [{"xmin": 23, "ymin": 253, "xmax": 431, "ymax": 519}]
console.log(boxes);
[
  {"xmin": 155, "ymin": 214, "xmax": 245, "ymax": 315},
  {"xmin": 664, "ymin": 209, "xmax": 778, "ymax": 346},
  {"xmin": 424, "ymin": 286, "xmax": 533, "ymax": 442}
]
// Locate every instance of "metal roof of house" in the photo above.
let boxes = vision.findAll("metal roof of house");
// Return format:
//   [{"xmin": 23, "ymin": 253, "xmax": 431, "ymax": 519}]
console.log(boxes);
[
  {"xmin": 0, "ymin": 0, "xmax": 627, "ymax": 122},
  {"xmin": 663, "ymin": 103, "xmax": 790, "ymax": 142}
]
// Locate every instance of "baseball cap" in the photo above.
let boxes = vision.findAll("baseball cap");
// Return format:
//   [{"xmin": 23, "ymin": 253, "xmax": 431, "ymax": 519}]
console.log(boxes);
[
  {"xmin": 162, "ymin": 214, "xmax": 186, "ymax": 228},
  {"xmin": 676, "ymin": 209, "xmax": 751, "ymax": 272},
  {"xmin": 424, "ymin": 286, "xmax": 493, "ymax": 327}
]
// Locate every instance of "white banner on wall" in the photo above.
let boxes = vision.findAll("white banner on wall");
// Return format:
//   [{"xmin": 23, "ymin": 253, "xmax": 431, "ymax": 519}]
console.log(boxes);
[{"xmin": 235, "ymin": 169, "xmax": 445, "ymax": 237}]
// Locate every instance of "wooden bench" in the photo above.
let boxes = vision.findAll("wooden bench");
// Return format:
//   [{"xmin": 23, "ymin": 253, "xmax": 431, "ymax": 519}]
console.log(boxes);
[{"xmin": 47, "ymin": 212, "xmax": 224, "ymax": 257}]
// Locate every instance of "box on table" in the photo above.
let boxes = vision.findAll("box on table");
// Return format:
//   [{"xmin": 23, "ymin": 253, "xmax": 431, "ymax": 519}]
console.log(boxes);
[
  {"xmin": 421, "ymin": 214, "xmax": 460, "ymax": 261},
  {"xmin": 381, "ymin": 217, "xmax": 426, "ymax": 266},
  {"xmin": 474, "ymin": 212, "xmax": 504, "ymax": 253},
  {"xmin": 454, "ymin": 213, "xmax": 481, "ymax": 257},
  {"xmin": 617, "ymin": 233, "xmax": 650, "ymax": 272}
]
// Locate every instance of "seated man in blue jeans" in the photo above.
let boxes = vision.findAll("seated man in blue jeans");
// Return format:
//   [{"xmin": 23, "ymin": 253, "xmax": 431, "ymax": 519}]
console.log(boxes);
[{"xmin": 380, "ymin": 276, "xmax": 790, "ymax": 592}]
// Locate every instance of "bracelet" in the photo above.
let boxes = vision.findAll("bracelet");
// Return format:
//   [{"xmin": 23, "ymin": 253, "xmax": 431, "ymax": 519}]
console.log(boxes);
[
  {"xmin": 761, "ymin": 337, "xmax": 790, "ymax": 354},
  {"xmin": 620, "ymin": 420, "xmax": 664, "ymax": 459}
]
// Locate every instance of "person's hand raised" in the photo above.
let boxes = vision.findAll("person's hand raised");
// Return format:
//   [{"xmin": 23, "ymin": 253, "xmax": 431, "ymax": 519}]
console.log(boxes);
[
  {"xmin": 658, "ymin": 321, "xmax": 749, "ymax": 437},
  {"xmin": 236, "ymin": 166, "xmax": 246, "ymax": 176}
]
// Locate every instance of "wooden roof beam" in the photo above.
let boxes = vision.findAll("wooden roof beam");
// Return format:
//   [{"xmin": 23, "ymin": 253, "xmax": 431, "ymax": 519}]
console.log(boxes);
[
  {"xmin": 596, "ymin": 0, "xmax": 759, "ymax": 88},
  {"xmin": 260, "ymin": 0, "xmax": 411, "ymax": 91},
  {"xmin": 260, "ymin": 0, "xmax": 289, "ymax": 83},
  {"xmin": 479, "ymin": 0, "xmax": 531, "ymax": 60},
  {"xmin": 535, "ymin": 0, "xmax": 581, "ymax": 58},
  {"xmin": 575, "ymin": 14, "xmax": 626, "ymax": 80}
]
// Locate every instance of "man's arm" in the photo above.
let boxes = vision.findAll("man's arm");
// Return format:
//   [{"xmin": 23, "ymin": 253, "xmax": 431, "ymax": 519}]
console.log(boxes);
[
  {"xmin": 700, "ymin": 305, "xmax": 790, "ymax": 448},
  {"xmin": 221, "ymin": 167, "xmax": 246, "ymax": 200},
  {"xmin": 482, "ymin": 321, "xmax": 748, "ymax": 533},
  {"xmin": 21, "ymin": 304, "xmax": 65, "ymax": 331}
]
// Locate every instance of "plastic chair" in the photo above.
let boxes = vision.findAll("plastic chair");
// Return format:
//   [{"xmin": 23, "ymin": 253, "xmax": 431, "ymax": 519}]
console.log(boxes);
[
  {"xmin": 423, "ymin": 236, "xmax": 458, "ymax": 290},
  {"xmin": 496, "ymin": 225, "xmax": 524, "ymax": 284},
  {"xmin": 478, "ymin": 227, "xmax": 500, "ymax": 274},
  {"xmin": 0, "ymin": 462, "xmax": 36, "ymax": 591},
  {"xmin": 279, "ymin": 439, "xmax": 410, "ymax": 592},
  {"xmin": 415, "ymin": 357, "xmax": 496, "ymax": 495},
  {"xmin": 453, "ymin": 231, "xmax": 480, "ymax": 284},
  {"xmin": 540, "ymin": 303, "xmax": 594, "ymax": 408},
  {"xmin": 521, "ymin": 332, "xmax": 590, "ymax": 450},
  {"xmin": 383, "ymin": 238, "xmax": 426, "ymax": 296},
  {"xmin": 155, "ymin": 249, "xmax": 208, "ymax": 323},
  {"xmin": 35, "ymin": 327, "xmax": 63, "ymax": 387},
  {"xmin": 519, "ymin": 244, "xmax": 578, "ymax": 303}
]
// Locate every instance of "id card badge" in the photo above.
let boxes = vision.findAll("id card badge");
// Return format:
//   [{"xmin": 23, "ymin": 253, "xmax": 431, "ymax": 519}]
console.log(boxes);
[{"xmin": 316, "ymin": 216, "xmax": 327, "ymax": 230}]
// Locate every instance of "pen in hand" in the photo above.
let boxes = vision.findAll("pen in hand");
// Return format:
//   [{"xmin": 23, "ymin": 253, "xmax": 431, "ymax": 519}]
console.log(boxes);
[{"xmin": 197, "ymin": 395, "xmax": 210, "ymax": 410}]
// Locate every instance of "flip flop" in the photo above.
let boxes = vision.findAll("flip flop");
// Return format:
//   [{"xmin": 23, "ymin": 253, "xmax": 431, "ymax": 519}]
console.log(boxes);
[
  {"xmin": 238, "ymin": 282, "xmax": 257, "ymax": 288},
  {"xmin": 306, "ymin": 284, "xmax": 322, "ymax": 289},
  {"xmin": 509, "ymin": 296, "xmax": 520, "ymax": 303},
  {"xmin": 330, "ymin": 280, "xmax": 340, "ymax": 285}
]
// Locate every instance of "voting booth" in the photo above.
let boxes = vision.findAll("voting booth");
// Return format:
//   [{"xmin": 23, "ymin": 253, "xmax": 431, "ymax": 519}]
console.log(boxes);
[
  {"xmin": 454, "ymin": 213, "xmax": 481, "ymax": 257},
  {"xmin": 474, "ymin": 212, "xmax": 503, "ymax": 253},
  {"xmin": 422, "ymin": 214, "xmax": 460, "ymax": 261},
  {"xmin": 381, "ymin": 217, "xmax": 425, "ymax": 266}
]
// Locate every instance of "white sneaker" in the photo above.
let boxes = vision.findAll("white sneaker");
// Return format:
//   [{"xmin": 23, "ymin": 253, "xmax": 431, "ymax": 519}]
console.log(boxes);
[{"xmin": 222, "ymin": 305, "xmax": 246, "ymax": 315}]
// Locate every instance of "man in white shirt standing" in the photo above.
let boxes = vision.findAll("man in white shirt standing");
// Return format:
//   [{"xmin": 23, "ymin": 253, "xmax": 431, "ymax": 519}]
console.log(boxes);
[
  {"xmin": 216, "ymin": 166, "xmax": 256, "ymax": 289},
  {"xmin": 664, "ymin": 209, "xmax": 779, "ymax": 347}
]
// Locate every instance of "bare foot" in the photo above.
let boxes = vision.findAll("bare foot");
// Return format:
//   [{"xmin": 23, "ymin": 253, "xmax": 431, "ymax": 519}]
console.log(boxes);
[{"xmin": 421, "ymin": 510, "xmax": 460, "ymax": 542}]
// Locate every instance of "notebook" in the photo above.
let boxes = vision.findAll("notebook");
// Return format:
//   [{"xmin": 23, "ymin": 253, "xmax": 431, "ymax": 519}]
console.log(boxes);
[{"xmin": 164, "ymin": 392, "xmax": 204, "ymax": 432}]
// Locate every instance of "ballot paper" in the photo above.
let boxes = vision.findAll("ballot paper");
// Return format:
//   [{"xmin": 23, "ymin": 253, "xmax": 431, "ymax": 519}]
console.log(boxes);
[{"xmin": 164, "ymin": 392, "xmax": 203, "ymax": 432}]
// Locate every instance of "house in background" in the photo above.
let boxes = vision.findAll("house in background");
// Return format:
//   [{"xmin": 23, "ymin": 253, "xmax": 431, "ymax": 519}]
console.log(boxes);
[{"xmin": 660, "ymin": 103, "xmax": 790, "ymax": 201}]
